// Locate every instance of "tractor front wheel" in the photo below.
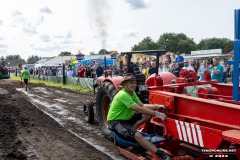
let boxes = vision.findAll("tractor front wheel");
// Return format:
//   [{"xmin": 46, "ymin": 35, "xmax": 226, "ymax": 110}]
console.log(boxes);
[
  {"xmin": 96, "ymin": 82, "xmax": 117, "ymax": 139},
  {"xmin": 83, "ymin": 100, "xmax": 95, "ymax": 124}
]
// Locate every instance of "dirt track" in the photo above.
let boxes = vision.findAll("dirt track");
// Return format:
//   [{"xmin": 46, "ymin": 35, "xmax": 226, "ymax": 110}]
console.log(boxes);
[{"xmin": 0, "ymin": 79, "xmax": 123, "ymax": 160}]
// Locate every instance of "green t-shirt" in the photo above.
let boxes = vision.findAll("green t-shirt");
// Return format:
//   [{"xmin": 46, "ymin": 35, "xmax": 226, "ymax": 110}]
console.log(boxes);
[
  {"xmin": 107, "ymin": 88, "xmax": 140, "ymax": 121},
  {"xmin": 22, "ymin": 70, "xmax": 30, "ymax": 79}
]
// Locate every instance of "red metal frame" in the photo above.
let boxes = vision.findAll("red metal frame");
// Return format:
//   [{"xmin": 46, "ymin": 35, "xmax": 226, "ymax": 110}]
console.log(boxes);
[{"xmin": 147, "ymin": 80, "xmax": 240, "ymax": 158}]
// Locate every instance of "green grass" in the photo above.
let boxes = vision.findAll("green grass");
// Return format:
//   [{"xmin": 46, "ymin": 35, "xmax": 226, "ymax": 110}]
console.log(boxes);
[{"xmin": 10, "ymin": 76, "xmax": 93, "ymax": 92}]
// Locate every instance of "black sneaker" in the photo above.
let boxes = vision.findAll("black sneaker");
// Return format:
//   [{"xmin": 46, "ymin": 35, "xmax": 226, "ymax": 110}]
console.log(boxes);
[
  {"xmin": 26, "ymin": 88, "xmax": 27, "ymax": 91},
  {"xmin": 156, "ymin": 150, "xmax": 171, "ymax": 160}
]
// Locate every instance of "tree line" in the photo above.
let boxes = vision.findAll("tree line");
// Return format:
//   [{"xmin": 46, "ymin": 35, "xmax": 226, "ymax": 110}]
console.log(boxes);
[{"xmin": 131, "ymin": 33, "xmax": 233, "ymax": 54}]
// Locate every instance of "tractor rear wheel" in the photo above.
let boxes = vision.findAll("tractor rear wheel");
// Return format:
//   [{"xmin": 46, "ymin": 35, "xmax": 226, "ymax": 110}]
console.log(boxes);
[{"xmin": 96, "ymin": 82, "xmax": 118, "ymax": 139}]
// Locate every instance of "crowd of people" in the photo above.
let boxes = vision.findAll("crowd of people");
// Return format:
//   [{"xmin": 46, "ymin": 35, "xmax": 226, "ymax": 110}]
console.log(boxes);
[
  {"xmin": 28, "ymin": 52, "xmax": 232, "ymax": 84},
  {"xmin": 127, "ymin": 52, "xmax": 232, "ymax": 83}
]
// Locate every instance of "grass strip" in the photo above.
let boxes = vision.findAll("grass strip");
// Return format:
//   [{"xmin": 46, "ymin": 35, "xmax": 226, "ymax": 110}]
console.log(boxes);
[{"xmin": 10, "ymin": 76, "xmax": 93, "ymax": 92}]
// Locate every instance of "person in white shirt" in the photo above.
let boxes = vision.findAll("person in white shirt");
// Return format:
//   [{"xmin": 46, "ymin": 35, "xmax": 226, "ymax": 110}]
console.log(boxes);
[
  {"xmin": 67, "ymin": 68, "xmax": 73, "ymax": 77},
  {"xmin": 182, "ymin": 60, "xmax": 195, "ymax": 71},
  {"xmin": 158, "ymin": 62, "xmax": 164, "ymax": 73},
  {"xmin": 163, "ymin": 60, "xmax": 172, "ymax": 72}
]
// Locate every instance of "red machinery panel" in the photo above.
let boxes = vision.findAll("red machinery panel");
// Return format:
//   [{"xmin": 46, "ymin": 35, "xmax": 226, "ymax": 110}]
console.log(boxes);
[
  {"xmin": 146, "ymin": 72, "xmax": 177, "ymax": 86},
  {"xmin": 149, "ymin": 92, "xmax": 174, "ymax": 110},
  {"xmin": 164, "ymin": 118, "xmax": 222, "ymax": 149},
  {"xmin": 149, "ymin": 90, "xmax": 240, "ymax": 130}
]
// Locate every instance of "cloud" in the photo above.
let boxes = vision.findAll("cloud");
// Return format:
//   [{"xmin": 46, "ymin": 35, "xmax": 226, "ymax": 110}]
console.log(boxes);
[
  {"xmin": 53, "ymin": 31, "xmax": 72, "ymax": 39},
  {"xmin": 125, "ymin": 0, "xmax": 149, "ymax": 9},
  {"xmin": 32, "ymin": 43, "xmax": 63, "ymax": 52},
  {"xmin": 53, "ymin": 34, "xmax": 64, "ymax": 39},
  {"xmin": 37, "ymin": 16, "xmax": 45, "ymax": 25},
  {"xmin": 61, "ymin": 40, "xmax": 73, "ymax": 44},
  {"xmin": 40, "ymin": 6, "xmax": 52, "ymax": 14},
  {"xmin": 119, "ymin": 28, "xmax": 139, "ymax": 37},
  {"xmin": 22, "ymin": 23, "xmax": 37, "ymax": 35},
  {"xmin": 0, "ymin": 44, "xmax": 8, "ymax": 49},
  {"xmin": 66, "ymin": 32, "xmax": 72, "ymax": 38},
  {"xmin": 12, "ymin": 11, "xmax": 22, "ymax": 17},
  {"xmin": 11, "ymin": 13, "xmax": 44, "ymax": 35},
  {"xmin": 40, "ymin": 34, "xmax": 51, "ymax": 42}
]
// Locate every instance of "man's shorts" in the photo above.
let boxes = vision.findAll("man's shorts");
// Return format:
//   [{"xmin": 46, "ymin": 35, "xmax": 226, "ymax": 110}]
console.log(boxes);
[
  {"xmin": 23, "ymin": 79, "xmax": 28, "ymax": 85},
  {"xmin": 108, "ymin": 113, "xmax": 142, "ymax": 141}
]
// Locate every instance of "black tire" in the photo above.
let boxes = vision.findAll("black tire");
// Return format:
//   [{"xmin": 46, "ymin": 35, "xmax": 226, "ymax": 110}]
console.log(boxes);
[
  {"xmin": 83, "ymin": 100, "xmax": 95, "ymax": 124},
  {"xmin": 96, "ymin": 82, "xmax": 118, "ymax": 139}
]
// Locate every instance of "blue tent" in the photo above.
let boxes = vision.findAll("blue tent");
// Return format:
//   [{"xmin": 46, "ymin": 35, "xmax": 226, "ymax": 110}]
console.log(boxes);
[{"xmin": 81, "ymin": 58, "xmax": 114, "ymax": 66}]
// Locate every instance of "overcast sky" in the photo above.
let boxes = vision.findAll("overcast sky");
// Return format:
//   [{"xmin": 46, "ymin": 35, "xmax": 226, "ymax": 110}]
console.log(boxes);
[{"xmin": 0, "ymin": 0, "xmax": 239, "ymax": 60}]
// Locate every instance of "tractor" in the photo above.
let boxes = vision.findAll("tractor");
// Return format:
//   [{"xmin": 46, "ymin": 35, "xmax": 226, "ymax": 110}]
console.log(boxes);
[
  {"xmin": 83, "ymin": 10, "xmax": 240, "ymax": 159},
  {"xmin": 0, "ymin": 61, "xmax": 10, "ymax": 79},
  {"xmin": 83, "ymin": 50, "xmax": 176, "ymax": 138}
]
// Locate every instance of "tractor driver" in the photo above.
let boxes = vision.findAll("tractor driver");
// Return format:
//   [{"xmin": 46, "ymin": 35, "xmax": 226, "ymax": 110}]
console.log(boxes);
[{"xmin": 107, "ymin": 73, "xmax": 171, "ymax": 160}]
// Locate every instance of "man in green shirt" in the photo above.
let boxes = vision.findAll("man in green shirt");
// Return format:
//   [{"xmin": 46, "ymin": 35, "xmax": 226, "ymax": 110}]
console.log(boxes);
[
  {"xmin": 107, "ymin": 74, "xmax": 170, "ymax": 160},
  {"xmin": 21, "ymin": 67, "xmax": 30, "ymax": 91}
]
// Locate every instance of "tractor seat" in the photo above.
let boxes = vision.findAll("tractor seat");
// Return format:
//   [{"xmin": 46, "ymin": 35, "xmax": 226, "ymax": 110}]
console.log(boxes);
[{"xmin": 113, "ymin": 132, "xmax": 166, "ymax": 148}]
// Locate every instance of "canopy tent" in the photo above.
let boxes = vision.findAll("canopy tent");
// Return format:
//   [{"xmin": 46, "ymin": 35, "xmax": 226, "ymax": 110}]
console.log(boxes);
[
  {"xmin": 40, "ymin": 63, "xmax": 62, "ymax": 68},
  {"xmin": 81, "ymin": 58, "xmax": 114, "ymax": 66}
]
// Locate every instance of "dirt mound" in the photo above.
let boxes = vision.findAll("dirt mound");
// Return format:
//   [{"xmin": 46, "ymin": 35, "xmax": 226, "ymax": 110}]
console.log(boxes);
[
  {"xmin": 0, "ymin": 80, "xmax": 113, "ymax": 160},
  {"xmin": 0, "ymin": 93, "xmax": 29, "ymax": 159}
]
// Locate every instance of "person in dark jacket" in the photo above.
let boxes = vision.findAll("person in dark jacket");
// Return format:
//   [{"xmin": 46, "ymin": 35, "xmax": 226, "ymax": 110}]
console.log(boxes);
[
  {"xmin": 96, "ymin": 63, "xmax": 104, "ymax": 77},
  {"xmin": 148, "ymin": 62, "xmax": 157, "ymax": 75},
  {"xmin": 171, "ymin": 61, "xmax": 181, "ymax": 77}
]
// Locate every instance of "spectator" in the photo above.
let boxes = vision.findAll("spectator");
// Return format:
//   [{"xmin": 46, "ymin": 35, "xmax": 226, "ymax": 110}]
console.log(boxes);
[
  {"xmin": 148, "ymin": 62, "xmax": 157, "ymax": 75},
  {"xmin": 141, "ymin": 63, "xmax": 149, "ymax": 79},
  {"xmin": 85, "ymin": 66, "xmax": 91, "ymax": 78},
  {"xmin": 158, "ymin": 62, "xmax": 164, "ymax": 73},
  {"xmin": 198, "ymin": 60, "xmax": 210, "ymax": 81},
  {"xmin": 222, "ymin": 62, "xmax": 227, "ymax": 83},
  {"xmin": 163, "ymin": 60, "xmax": 172, "ymax": 72},
  {"xmin": 112, "ymin": 65, "xmax": 119, "ymax": 76},
  {"xmin": 165, "ymin": 52, "xmax": 171, "ymax": 64},
  {"xmin": 129, "ymin": 62, "xmax": 140, "ymax": 74},
  {"xmin": 210, "ymin": 57, "xmax": 223, "ymax": 83},
  {"xmin": 190, "ymin": 60, "xmax": 198, "ymax": 73},
  {"xmin": 171, "ymin": 61, "xmax": 181, "ymax": 77},
  {"xmin": 45, "ymin": 67, "xmax": 49, "ymax": 76},
  {"xmin": 49, "ymin": 67, "xmax": 53, "ymax": 76},
  {"xmin": 67, "ymin": 68, "xmax": 73, "ymax": 77},
  {"xmin": 36, "ymin": 68, "xmax": 39, "ymax": 75},
  {"xmin": 29, "ymin": 68, "xmax": 33, "ymax": 75},
  {"xmin": 91, "ymin": 62, "xmax": 97, "ymax": 78},
  {"xmin": 175, "ymin": 52, "xmax": 184, "ymax": 63},
  {"xmin": 96, "ymin": 63, "xmax": 104, "ymax": 77},
  {"xmin": 182, "ymin": 60, "xmax": 195, "ymax": 71},
  {"xmin": 57, "ymin": 68, "xmax": 62, "ymax": 77},
  {"xmin": 52, "ymin": 67, "xmax": 57, "ymax": 76},
  {"xmin": 78, "ymin": 65, "xmax": 85, "ymax": 77},
  {"xmin": 72, "ymin": 69, "xmax": 77, "ymax": 77},
  {"xmin": 227, "ymin": 65, "xmax": 231, "ymax": 77},
  {"xmin": 178, "ymin": 62, "xmax": 184, "ymax": 69},
  {"xmin": 170, "ymin": 52, "xmax": 176, "ymax": 64}
]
